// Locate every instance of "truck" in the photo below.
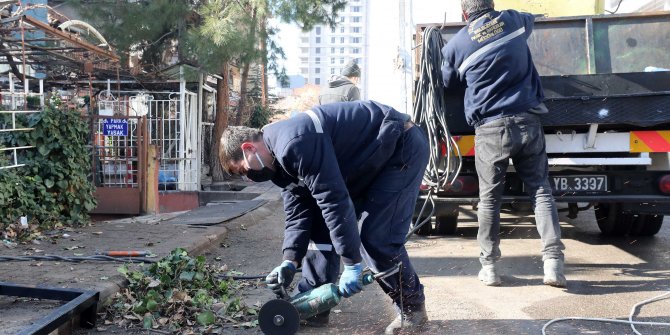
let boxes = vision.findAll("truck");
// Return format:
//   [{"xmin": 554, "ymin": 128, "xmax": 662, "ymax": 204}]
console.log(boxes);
[{"xmin": 412, "ymin": 10, "xmax": 670, "ymax": 237}]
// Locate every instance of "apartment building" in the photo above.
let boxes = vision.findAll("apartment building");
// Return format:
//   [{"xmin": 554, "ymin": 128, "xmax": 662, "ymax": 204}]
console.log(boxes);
[{"xmin": 298, "ymin": 0, "xmax": 368, "ymax": 97}]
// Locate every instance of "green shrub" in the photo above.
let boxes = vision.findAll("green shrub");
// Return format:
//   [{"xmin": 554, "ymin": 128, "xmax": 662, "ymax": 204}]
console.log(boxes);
[{"xmin": 1, "ymin": 99, "xmax": 96, "ymax": 237}]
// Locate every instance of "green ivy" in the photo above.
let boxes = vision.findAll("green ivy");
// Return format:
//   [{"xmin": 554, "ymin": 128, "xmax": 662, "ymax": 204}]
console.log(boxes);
[{"xmin": 0, "ymin": 99, "xmax": 97, "ymax": 235}]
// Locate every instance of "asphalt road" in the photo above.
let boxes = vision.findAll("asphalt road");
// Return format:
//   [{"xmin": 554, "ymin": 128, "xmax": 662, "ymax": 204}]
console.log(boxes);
[
  {"xmin": 206, "ymin": 200, "xmax": 670, "ymax": 335},
  {"xmin": 68, "ymin": 197, "xmax": 670, "ymax": 335}
]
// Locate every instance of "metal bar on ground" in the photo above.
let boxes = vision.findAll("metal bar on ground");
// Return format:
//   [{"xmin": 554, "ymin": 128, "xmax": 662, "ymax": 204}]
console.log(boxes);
[{"xmin": 0, "ymin": 282, "xmax": 99, "ymax": 335}]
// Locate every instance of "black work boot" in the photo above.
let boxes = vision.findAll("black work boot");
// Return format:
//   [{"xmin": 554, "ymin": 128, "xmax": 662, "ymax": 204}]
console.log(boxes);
[
  {"xmin": 301, "ymin": 311, "xmax": 330, "ymax": 327},
  {"xmin": 384, "ymin": 304, "xmax": 428, "ymax": 334}
]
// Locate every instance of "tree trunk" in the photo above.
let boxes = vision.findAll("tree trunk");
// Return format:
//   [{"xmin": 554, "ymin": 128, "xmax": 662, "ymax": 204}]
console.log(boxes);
[
  {"xmin": 260, "ymin": 22, "xmax": 268, "ymax": 108},
  {"xmin": 210, "ymin": 62, "xmax": 230, "ymax": 181},
  {"xmin": 234, "ymin": 61, "xmax": 251, "ymax": 125}
]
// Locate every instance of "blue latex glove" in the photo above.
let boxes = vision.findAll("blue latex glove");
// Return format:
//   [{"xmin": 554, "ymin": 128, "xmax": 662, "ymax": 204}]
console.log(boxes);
[
  {"xmin": 338, "ymin": 263, "xmax": 363, "ymax": 298},
  {"xmin": 265, "ymin": 260, "xmax": 297, "ymax": 296}
]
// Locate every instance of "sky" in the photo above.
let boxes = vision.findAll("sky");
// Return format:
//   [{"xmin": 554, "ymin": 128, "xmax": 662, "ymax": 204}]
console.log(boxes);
[{"xmin": 274, "ymin": 22, "xmax": 301, "ymax": 75}]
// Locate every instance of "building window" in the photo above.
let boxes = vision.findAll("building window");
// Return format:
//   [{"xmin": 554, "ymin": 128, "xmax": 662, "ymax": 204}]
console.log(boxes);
[
  {"xmin": 340, "ymin": 27, "xmax": 345, "ymax": 33},
  {"xmin": 352, "ymin": 27, "xmax": 361, "ymax": 33},
  {"xmin": 316, "ymin": 26, "xmax": 321, "ymax": 35},
  {"xmin": 340, "ymin": 47, "xmax": 345, "ymax": 54},
  {"xmin": 315, "ymin": 78, "xmax": 321, "ymax": 85},
  {"xmin": 352, "ymin": 16, "xmax": 361, "ymax": 23},
  {"xmin": 331, "ymin": 68, "xmax": 335, "ymax": 74},
  {"xmin": 301, "ymin": 37, "xmax": 309, "ymax": 43},
  {"xmin": 316, "ymin": 57, "xmax": 321, "ymax": 64},
  {"xmin": 340, "ymin": 57, "xmax": 344, "ymax": 64},
  {"xmin": 340, "ymin": 37, "xmax": 345, "ymax": 43},
  {"xmin": 316, "ymin": 47, "xmax": 320, "ymax": 54},
  {"xmin": 352, "ymin": 6, "xmax": 361, "ymax": 12},
  {"xmin": 352, "ymin": 37, "xmax": 361, "ymax": 43},
  {"xmin": 352, "ymin": 48, "xmax": 360, "ymax": 54},
  {"xmin": 315, "ymin": 68, "xmax": 320, "ymax": 74},
  {"xmin": 331, "ymin": 37, "xmax": 335, "ymax": 43},
  {"xmin": 331, "ymin": 27, "xmax": 336, "ymax": 33},
  {"xmin": 331, "ymin": 47, "xmax": 335, "ymax": 54},
  {"xmin": 316, "ymin": 37, "xmax": 321, "ymax": 43},
  {"xmin": 340, "ymin": 17, "xmax": 345, "ymax": 23},
  {"xmin": 331, "ymin": 57, "xmax": 335, "ymax": 64}
]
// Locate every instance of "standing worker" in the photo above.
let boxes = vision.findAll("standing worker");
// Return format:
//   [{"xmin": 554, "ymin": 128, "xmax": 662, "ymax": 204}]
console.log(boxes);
[
  {"xmin": 441, "ymin": 0, "xmax": 567, "ymax": 287},
  {"xmin": 219, "ymin": 101, "xmax": 429, "ymax": 333},
  {"xmin": 318, "ymin": 60, "xmax": 361, "ymax": 104}
]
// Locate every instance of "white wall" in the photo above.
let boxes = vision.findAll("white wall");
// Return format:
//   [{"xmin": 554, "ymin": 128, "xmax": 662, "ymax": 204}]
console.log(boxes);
[
  {"xmin": 365, "ymin": 0, "xmax": 462, "ymax": 113},
  {"xmin": 605, "ymin": 0, "xmax": 670, "ymax": 13}
]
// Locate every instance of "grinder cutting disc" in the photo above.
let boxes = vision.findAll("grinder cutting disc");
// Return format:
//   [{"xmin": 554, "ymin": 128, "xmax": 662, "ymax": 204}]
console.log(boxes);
[{"xmin": 258, "ymin": 299, "xmax": 300, "ymax": 335}]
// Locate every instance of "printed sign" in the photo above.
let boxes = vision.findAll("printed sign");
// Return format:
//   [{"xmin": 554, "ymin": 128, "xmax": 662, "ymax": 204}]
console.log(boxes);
[{"xmin": 102, "ymin": 118, "xmax": 128, "ymax": 136}]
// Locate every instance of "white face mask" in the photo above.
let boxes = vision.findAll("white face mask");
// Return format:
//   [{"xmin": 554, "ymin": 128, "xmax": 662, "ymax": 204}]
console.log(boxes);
[
  {"xmin": 243, "ymin": 151, "xmax": 274, "ymax": 182},
  {"xmin": 243, "ymin": 151, "xmax": 265, "ymax": 170}
]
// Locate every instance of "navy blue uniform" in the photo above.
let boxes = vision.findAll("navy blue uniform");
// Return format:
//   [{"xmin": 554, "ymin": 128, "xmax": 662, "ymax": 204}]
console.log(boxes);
[
  {"xmin": 441, "ymin": 10, "xmax": 565, "ymax": 268},
  {"xmin": 441, "ymin": 9, "xmax": 545, "ymax": 127},
  {"xmin": 263, "ymin": 100, "xmax": 429, "ymax": 310}
]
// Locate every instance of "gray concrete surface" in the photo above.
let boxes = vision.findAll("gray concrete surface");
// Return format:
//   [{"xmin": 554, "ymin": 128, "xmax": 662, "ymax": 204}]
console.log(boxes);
[
  {"xmin": 3, "ymin": 181, "xmax": 670, "ymax": 335},
  {"xmin": 202, "ymin": 197, "xmax": 670, "ymax": 335},
  {"xmin": 0, "ymin": 210, "xmax": 231, "ymax": 334}
]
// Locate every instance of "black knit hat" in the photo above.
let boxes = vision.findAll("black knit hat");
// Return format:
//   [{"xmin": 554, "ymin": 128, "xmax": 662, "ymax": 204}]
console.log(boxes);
[{"xmin": 341, "ymin": 60, "xmax": 361, "ymax": 78}]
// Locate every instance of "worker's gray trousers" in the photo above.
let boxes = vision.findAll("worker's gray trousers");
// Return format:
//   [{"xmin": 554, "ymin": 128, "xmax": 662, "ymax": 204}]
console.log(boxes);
[{"xmin": 474, "ymin": 112, "xmax": 565, "ymax": 266}]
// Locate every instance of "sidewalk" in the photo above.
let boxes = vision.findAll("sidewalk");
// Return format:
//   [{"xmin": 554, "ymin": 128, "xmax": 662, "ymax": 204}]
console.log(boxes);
[{"xmin": 0, "ymin": 181, "xmax": 281, "ymax": 334}]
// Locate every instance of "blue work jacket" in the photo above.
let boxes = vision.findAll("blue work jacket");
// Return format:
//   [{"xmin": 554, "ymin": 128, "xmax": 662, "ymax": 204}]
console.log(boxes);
[
  {"xmin": 441, "ymin": 9, "xmax": 545, "ymax": 127},
  {"xmin": 263, "ymin": 101, "xmax": 410, "ymax": 265}
]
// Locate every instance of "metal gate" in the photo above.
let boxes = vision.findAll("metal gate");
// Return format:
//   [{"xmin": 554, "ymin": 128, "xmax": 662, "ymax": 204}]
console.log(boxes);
[
  {"xmin": 146, "ymin": 92, "xmax": 199, "ymax": 192},
  {"xmin": 91, "ymin": 89, "xmax": 200, "ymax": 213},
  {"xmin": 90, "ymin": 115, "xmax": 147, "ymax": 214}
]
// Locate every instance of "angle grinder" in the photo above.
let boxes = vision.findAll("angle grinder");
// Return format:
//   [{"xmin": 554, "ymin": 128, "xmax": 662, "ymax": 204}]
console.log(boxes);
[{"xmin": 258, "ymin": 272, "xmax": 375, "ymax": 335}]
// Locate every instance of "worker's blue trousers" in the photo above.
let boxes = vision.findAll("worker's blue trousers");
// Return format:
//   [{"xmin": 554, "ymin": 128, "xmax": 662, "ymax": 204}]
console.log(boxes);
[{"xmin": 297, "ymin": 126, "xmax": 429, "ymax": 312}]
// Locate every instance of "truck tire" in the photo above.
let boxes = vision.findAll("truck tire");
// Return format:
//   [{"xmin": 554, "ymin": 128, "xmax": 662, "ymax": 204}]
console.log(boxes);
[
  {"xmin": 594, "ymin": 203, "xmax": 634, "ymax": 236},
  {"xmin": 411, "ymin": 217, "xmax": 433, "ymax": 236},
  {"xmin": 435, "ymin": 213, "xmax": 459, "ymax": 235},
  {"xmin": 630, "ymin": 214, "xmax": 664, "ymax": 236}
]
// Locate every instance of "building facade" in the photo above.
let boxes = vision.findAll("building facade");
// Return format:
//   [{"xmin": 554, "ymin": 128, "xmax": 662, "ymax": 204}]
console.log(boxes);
[{"xmin": 298, "ymin": 0, "xmax": 368, "ymax": 96}]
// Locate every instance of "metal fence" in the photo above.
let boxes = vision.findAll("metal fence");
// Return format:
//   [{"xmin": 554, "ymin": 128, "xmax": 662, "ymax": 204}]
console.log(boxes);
[
  {"xmin": 91, "ymin": 115, "xmax": 144, "ymax": 188},
  {"xmin": 1, "ymin": 110, "xmax": 39, "ymax": 170},
  {"xmin": 1, "ymin": 84, "xmax": 44, "ymax": 170},
  {"xmin": 95, "ymin": 91, "xmax": 199, "ymax": 191}
]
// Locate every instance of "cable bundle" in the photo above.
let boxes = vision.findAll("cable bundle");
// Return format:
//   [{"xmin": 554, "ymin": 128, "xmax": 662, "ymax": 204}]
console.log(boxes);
[
  {"xmin": 406, "ymin": 26, "xmax": 463, "ymax": 237},
  {"xmin": 412, "ymin": 26, "xmax": 462, "ymax": 191}
]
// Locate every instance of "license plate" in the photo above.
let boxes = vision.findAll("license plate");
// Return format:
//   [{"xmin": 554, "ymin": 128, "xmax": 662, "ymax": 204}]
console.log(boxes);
[{"xmin": 551, "ymin": 175, "xmax": 608, "ymax": 193}]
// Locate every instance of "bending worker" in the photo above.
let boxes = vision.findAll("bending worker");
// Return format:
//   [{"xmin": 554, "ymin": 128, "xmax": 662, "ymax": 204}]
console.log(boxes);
[
  {"xmin": 219, "ymin": 101, "xmax": 429, "ymax": 333},
  {"xmin": 441, "ymin": 0, "xmax": 567, "ymax": 287}
]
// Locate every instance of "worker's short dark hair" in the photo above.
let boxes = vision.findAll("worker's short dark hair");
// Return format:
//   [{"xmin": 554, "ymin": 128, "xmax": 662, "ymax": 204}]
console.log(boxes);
[
  {"xmin": 461, "ymin": 0, "xmax": 494, "ymax": 16},
  {"xmin": 219, "ymin": 126, "xmax": 263, "ymax": 174}
]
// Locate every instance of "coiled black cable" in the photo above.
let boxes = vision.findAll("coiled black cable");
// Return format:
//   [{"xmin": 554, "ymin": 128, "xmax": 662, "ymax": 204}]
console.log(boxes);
[
  {"xmin": 408, "ymin": 26, "xmax": 463, "ymax": 237},
  {"xmin": 412, "ymin": 25, "xmax": 462, "ymax": 189}
]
